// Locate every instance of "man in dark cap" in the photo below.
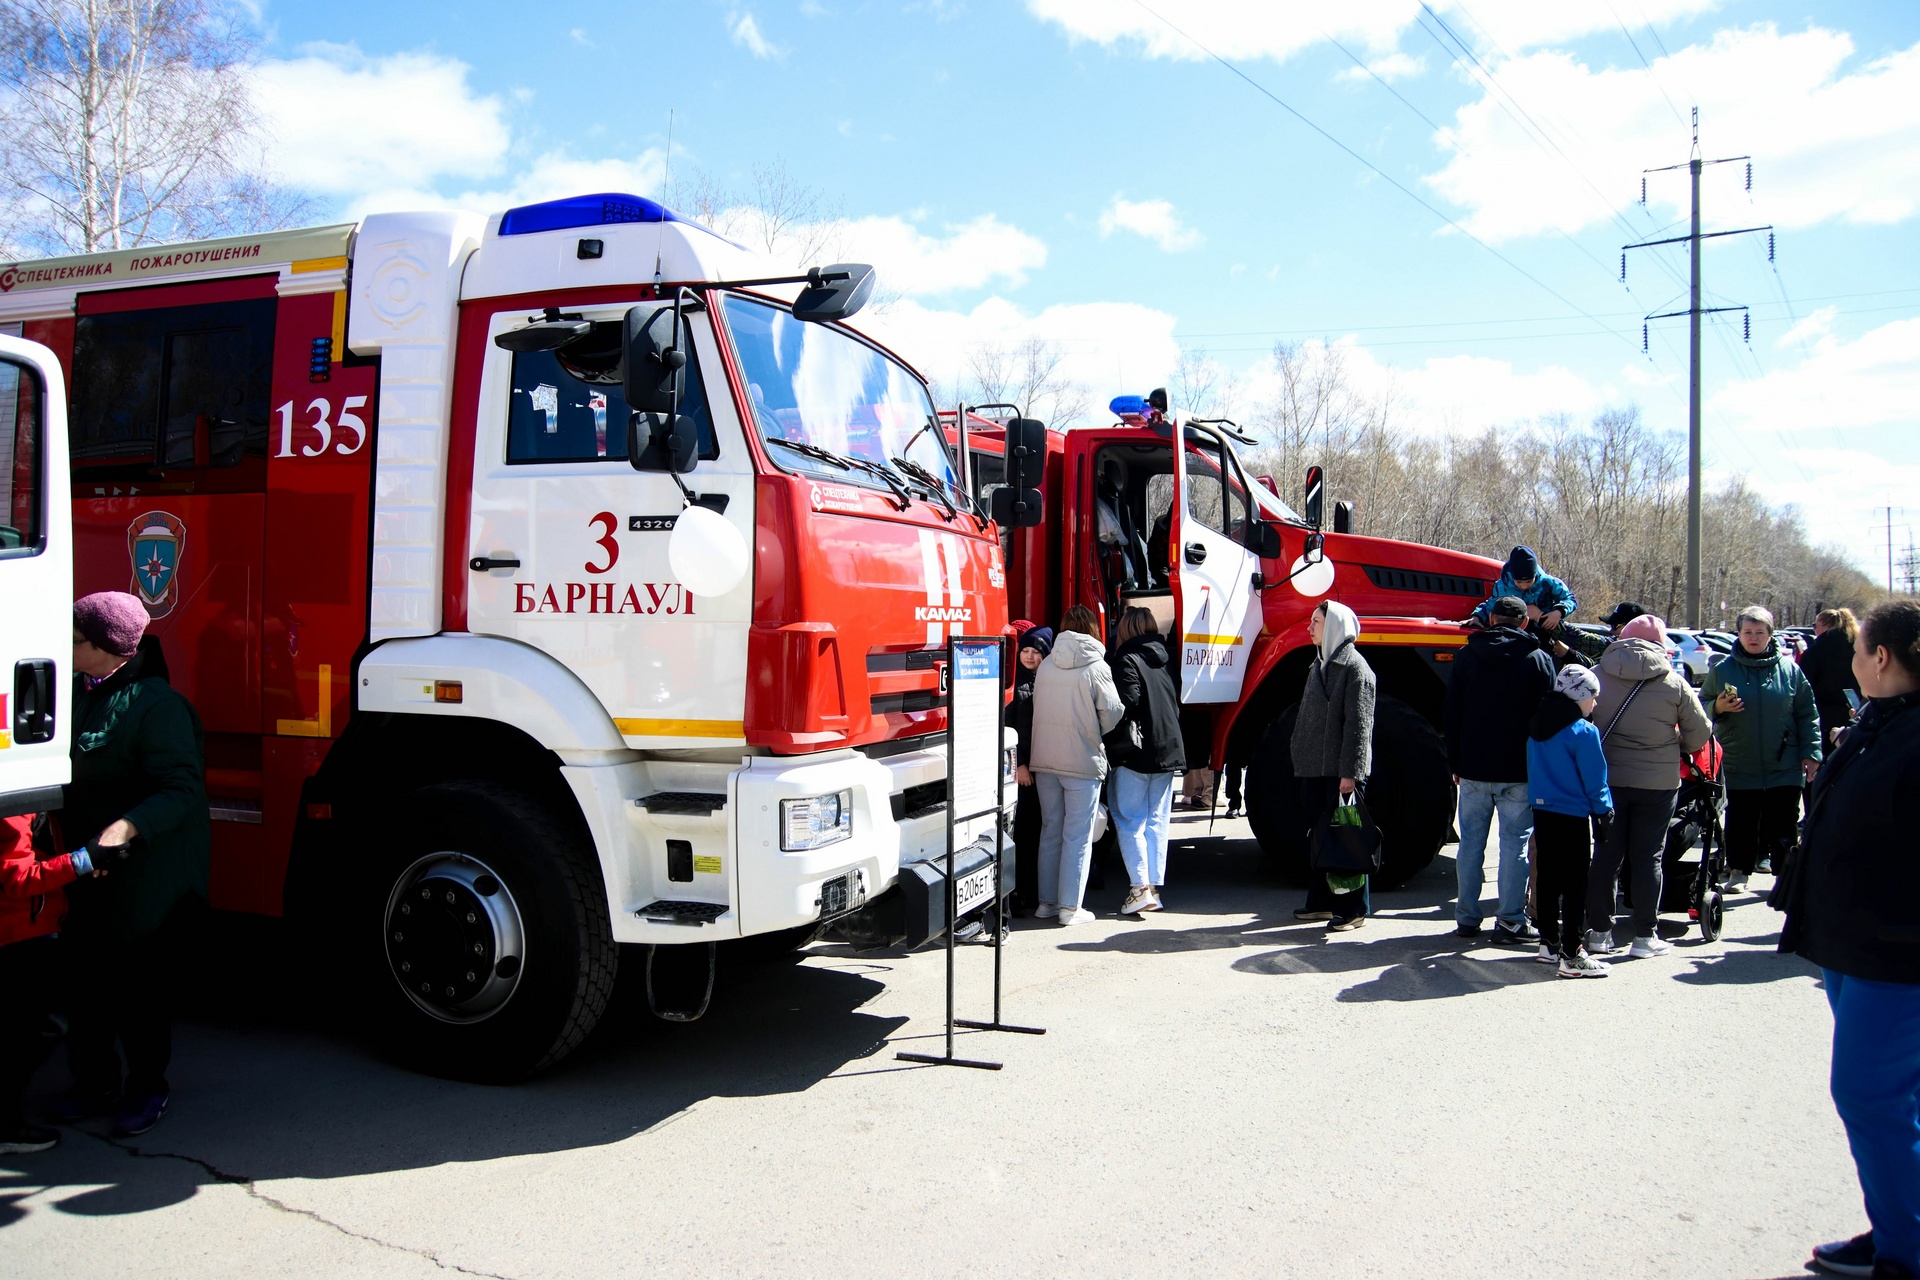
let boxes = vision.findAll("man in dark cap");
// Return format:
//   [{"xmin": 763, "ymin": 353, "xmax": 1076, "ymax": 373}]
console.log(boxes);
[
  {"xmin": 1446, "ymin": 595, "xmax": 1555, "ymax": 942},
  {"xmin": 1603, "ymin": 601, "xmax": 1647, "ymax": 635},
  {"xmin": 1471, "ymin": 545, "xmax": 1577, "ymax": 631}
]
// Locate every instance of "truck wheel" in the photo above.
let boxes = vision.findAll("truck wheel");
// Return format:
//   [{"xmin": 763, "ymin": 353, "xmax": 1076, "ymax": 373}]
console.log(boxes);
[
  {"xmin": 1244, "ymin": 695, "xmax": 1454, "ymax": 891},
  {"xmin": 369, "ymin": 781, "xmax": 616, "ymax": 1082}
]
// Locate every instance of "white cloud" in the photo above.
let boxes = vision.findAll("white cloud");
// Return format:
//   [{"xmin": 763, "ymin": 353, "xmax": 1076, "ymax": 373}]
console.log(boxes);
[
  {"xmin": 1098, "ymin": 196, "xmax": 1202, "ymax": 251},
  {"xmin": 1712, "ymin": 317, "xmax": 1920, "ymax": 435},
  {"xmin": 1337, "ymin": 52, "xmax": 1425, "ymax": 84},
  {"xmin": 1427, "ymin": 27, "xmax": 1920, "ymax": 241},
  {"xmin": 729, "ymin": 12, "xmax": 784, "ymax": 59},
  {"xmin": 569, "ymin": 28, "xmax": 592, "ymax": 47},
  {"xmin": 1025, "ymin": 0, "xmax": 1713, "ymax": 64},
  {"xmin": 712, "ymin": 210, "xmax": 1048, "ymax": 296},
  {"xmin": 341, "ymin": 150, "xmax": 667, "ymax": 222},
  {"xmin": 1776, "ymin": 306, "xmax": 1837, "ymax": 351},
  {"xmin": 253, "ymin": 46, "xmax": 509, "ymax": 195}
]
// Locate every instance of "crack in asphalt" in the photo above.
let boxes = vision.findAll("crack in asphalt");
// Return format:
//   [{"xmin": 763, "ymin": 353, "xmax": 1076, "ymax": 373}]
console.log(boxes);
[{"xmin": 81, "ymin": 1130, "xmax": 520, "ymax": 1280}]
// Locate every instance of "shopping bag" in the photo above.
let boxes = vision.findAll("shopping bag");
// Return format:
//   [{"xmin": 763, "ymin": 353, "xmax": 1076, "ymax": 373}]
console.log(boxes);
[{"xmin": 1310, "ymin": 791, "xmax": 1383, "ymax": 874}]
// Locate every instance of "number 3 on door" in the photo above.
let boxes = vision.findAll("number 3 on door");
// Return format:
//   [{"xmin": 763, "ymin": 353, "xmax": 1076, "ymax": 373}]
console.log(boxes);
[{"xmin": 275, "ymin": 396, "xmax": 369, "ymax": 458}]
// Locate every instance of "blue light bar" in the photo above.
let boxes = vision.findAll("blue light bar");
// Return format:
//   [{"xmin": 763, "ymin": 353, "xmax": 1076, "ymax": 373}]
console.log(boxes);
[
  {"xmin": 1109, "ymin": 394, "xmax": 1149, "ymax": 417},
  {"xmin": 498, "ymin": 192, "xmax": 681, "ymax": 236}
]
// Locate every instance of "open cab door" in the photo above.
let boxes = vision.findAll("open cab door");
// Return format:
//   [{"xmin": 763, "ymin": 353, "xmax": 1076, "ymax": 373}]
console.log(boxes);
[
  {"xmin": 0, "ymin": 335, "xmax": 72, "ymax": 815},
  {"xmin": 1172, "ymin": 421, "xmax": 1260, "ymax": 703}
]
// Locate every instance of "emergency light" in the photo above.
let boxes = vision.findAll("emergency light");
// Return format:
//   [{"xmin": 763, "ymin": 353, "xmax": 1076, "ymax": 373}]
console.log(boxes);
[
  {"xmin": 498, "ymin": 193, "xmax": 681, "ymax": 236},
  {"xmin": 1109, "ymin": 395, "xmax": 1149, "ymax": 417}
]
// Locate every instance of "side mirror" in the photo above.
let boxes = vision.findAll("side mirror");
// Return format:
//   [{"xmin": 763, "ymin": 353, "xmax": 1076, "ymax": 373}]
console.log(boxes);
[
  {"xmin": 1303, "ymin": 465, "xmax": 1325, "ymax": 530},
  {"xmin": 622, "ymin": 305, "xmax": 682, "ymax": 415},
  {"xmin": 628, "ymin": 411, "xmax": 698, "ymax": 474},
  {"xmin": 1004, "ymin": 417, "xmax": 1046, "ymax": 491},
  {"xmin": 1248, "ymin": 522, "xmax": 1282, "ymax": 559},
  {"xmin": 1303, "ymin": 531, "xmax": 1326, "ymax": 564},
  {"xmin": 792, "ymin": 263, "xmax": 876, "ymax": 323},
  {"xmin": 494, "ymin": 311, "xmax": 591, "ymax": 352},
  {"xmin": 990, "ymin": 486, "xmax": 1044, "ymax": 529},
  {"xmin": 1333, "ymin": 500, "xmax": 1353, "ymax": 535}
]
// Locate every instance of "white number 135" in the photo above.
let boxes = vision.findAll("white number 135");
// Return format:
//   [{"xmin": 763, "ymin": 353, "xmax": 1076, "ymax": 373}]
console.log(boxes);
[{"xmin": 275, "ymin": 396, "xmax": 368, "ymax": 458}]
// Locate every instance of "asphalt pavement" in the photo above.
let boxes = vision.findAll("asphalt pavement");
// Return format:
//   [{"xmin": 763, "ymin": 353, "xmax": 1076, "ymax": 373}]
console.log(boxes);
[{"xmin": 5, "ymin": 809, "xmax": 1852, "ymax": 1279}]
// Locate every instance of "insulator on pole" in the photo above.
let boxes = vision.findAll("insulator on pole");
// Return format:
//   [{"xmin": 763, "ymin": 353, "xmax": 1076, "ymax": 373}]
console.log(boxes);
[
  {"xmin": 1642, "ymin": 323, "xmax": 1649, "ymax": 353},
  {"xmin": 1640, "ymin": 176, "xmax": 1647, "ymax": 205},
  {"xmin": 1745, "ymin": 162, "xmax": 1752, "ymax": 191},
  {"xmin": 1744, "ymin": 312, "xmax": 1751, "ymax": 344},
  {"xmin": 1620, "ymin": 252, "xmax": 1626, "ymax": 282},
  {"xmin": 1769, "ymin": 231, "xmax": 1775, "ymax": 262}
]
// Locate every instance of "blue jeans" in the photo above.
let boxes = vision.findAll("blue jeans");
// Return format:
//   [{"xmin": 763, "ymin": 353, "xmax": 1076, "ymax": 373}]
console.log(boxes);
[
  {"xmin": 1826, "ymin": 969, "xmax": 1920, "ymax": 1272},
  {"xmin": 1033, "ymin": 771, "xmax": 1101, "ymax": 910},
  {"xmin": 1455, "ymin": 778, "xmax": 1533, "ymax": 928},
  {"xmin": 1110, "ymin": 767, "xmax": 1174, "ymax": 887}
]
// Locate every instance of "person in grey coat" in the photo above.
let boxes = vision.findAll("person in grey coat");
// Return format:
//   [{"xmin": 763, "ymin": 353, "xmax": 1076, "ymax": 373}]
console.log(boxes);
[
  {"xmin": 1291, "ymin": 601, "xmax": 1377, "ymax": 930},
  {"xmin": 1028, "ymin": 605, "xmax": 1126, "ymax": 925}
]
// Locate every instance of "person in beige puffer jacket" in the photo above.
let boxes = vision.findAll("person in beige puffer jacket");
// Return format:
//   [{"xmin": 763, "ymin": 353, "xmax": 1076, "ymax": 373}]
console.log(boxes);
[
  {"xmin": 1029, "ymin": 605, "xmax": 1126, "ymax": 924},
  {"xmin": 1583, "ymin": 614, "xmax": 1712, "ymax": 957}
]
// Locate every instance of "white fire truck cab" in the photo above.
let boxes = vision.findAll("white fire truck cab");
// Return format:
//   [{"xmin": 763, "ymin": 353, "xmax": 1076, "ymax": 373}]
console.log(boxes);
[{"xmin": 2, "ymin": 195, "xmax": 1012, "ymax": 1079}]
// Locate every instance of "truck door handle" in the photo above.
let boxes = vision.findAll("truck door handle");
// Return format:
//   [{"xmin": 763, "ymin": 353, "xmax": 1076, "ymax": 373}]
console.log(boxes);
[
  {"xmin": 1183, "ymin": 542, "xmax": 1207, "ymax": 566},
  {"xmin": 468, "ymin": 555, "xmax": 522, "ymax": 572},
  {"xmin": 12, "ymin": 659, "xmax": 56, "ymax": 745}
]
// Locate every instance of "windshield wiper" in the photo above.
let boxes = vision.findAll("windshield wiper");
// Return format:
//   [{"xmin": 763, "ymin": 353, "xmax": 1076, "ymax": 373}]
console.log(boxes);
[
  {"xmin": 766, "ymin": 437, "xmax": 853, "ymax": 470},
  {"xmin": 842, "ymin": 457, "xmax": 914, "ymax": 511},
  {"xmin": 891, "ymin": 457, "xmax": 960, "ymax": 520}
]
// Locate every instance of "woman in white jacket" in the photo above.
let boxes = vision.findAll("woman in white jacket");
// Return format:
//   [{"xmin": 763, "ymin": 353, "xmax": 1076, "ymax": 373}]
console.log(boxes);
[{"xmin": 1029, "ymin": 605, "xmax": 1126, "ymax": 924}]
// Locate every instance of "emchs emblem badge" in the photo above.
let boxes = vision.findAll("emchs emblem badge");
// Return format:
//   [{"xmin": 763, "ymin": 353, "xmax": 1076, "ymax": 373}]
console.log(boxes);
[{"xmin": 127, "ymin": 511, "xmax": 187, "ymax": 619}]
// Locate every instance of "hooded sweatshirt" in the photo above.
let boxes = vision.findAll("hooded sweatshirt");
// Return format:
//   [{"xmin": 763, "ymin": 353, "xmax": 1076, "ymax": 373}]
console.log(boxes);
[
  {"xmin": 1029, "ymin": 629, "xmax": 1126, "ymax": 780},
  {"xmin": 1110, "ymin": 631, "xmax": 1187, "ymax": 775},
  {"xmin": 1444, "ymin": 624, "xmax": 1555, "ymax": 782},
  {"xmin": 1699, "ymin": 636, "xmax": 1821, "ymax": 790},
  {"xmin": 1290, "ymin": 602, "xmax": 1377, "ymax": 780},
  {"xmin": 1526, "ymin": 693, "xmax": 1613, "ymax": 818},
  {"xmin": 1591, "ymin": 638, "xmax": 1713, "ymax": 791}
]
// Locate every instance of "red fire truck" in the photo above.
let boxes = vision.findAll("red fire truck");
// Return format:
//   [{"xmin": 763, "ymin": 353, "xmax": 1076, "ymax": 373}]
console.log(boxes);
[
  {"xmin": 0, "ymin": 196, "xmax": 1013, "ymax": 1079},
  {"xmin": 952, "ymin": 394, "xmax": 1500, "ymax": 886}
]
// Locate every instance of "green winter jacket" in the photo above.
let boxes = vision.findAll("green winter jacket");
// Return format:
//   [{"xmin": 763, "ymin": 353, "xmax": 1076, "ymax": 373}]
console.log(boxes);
[
  {"xmin": 1699, "ymin": 638, "xmax": 1821, "ymax": 791},
  {"xmin": 58, "ymin": 642, "xmax": 210, "ymax": 940}
]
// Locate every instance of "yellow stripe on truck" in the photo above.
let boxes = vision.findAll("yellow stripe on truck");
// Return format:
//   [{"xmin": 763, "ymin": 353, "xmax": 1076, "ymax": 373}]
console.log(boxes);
[
  {"xmin": 614, "ymin": 718, "xmax": 746, "ymax": 739},
  {"xmin": 1182, "ymin": 633, "xmax": 1244, "ymax": 646},
  {"xmin": 1362, "ymin": 633, "xmax": 1469, "ymax": 646}
]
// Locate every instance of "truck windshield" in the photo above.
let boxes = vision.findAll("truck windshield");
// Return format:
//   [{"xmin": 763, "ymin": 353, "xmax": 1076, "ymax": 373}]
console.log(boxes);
[{"xmin": 722, "ymin": 294, "xmax": 959, "ymax": 501}]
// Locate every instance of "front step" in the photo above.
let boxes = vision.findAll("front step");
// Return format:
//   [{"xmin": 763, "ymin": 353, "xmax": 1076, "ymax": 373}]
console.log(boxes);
[
  {"xmin": 636, "ymin": 791, "xmax": 727, "ymax": 815},
  {"xmin": 635, "ymin": 899, "xmax": 728, "ymax": 926}
]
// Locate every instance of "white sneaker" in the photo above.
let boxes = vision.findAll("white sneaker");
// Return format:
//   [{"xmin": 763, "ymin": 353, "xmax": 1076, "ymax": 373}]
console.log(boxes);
[
  {"xmin": 1535, "ymin": 944, "xmax": 1557, "ymax": 964},
  {"xmin": 1585, "ymin": 928, "xmax": 1620, "ymax": 955},
  {"xmin": 1033, "ymin": 902, "xmax": 1060, "ymax": 919},
  {"xmin": 1139, "ymin": 887, "xmax": 1164, "ymax": 912},
  {"xmin": 1119, "ymin": 886, "xmax": 1155, "ymax": 915},
  {"xmin": 1057, "ymin": 907, "xmax": 1096, "ymax": 926},
  {"xmin": 1629, "ymin": 935, "xmax": 1673, "ymax": 958},
  {"xmin": 1559, "ymin": 951, "xmax": 1610, "ymax": 978},
  {"xmin": 1726, "ymin": 872, "xmax": 1750, "ymax": 892}
]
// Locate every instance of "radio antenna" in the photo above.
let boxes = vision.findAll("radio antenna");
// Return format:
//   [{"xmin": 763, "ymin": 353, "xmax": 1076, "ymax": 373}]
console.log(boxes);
[{"xmin": 654, "ymin": 108, "xmax": 675, "ymax": 290}]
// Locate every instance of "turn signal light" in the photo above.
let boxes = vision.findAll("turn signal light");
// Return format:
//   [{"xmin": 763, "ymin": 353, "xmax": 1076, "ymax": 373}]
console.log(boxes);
[{"xmin": 433, "ymin": 680, "xmax": 464, "ymax": 704}]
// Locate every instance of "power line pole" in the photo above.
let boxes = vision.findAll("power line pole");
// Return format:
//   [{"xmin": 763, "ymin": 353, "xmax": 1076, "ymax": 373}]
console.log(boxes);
[{"xmin": 1623, "ymin": 107, "xmax": 1773, "ymax": 628}]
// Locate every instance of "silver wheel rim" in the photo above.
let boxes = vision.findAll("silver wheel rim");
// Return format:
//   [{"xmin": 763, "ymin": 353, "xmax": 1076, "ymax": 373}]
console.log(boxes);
[{"xmin": 384, "ymin": 852, "xmax": 527, "ymax": 1024}]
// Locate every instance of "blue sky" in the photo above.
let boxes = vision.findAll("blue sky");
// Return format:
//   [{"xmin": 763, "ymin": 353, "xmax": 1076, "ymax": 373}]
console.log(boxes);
[{"xmin": 251, "ymin": 0, "xmax": 1920, "ymax": 574}]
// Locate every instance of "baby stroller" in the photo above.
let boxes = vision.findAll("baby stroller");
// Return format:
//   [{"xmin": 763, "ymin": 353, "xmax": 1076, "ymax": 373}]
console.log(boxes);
[{"xmin": 1621, "ymin": 739, "xmax": 1730, "ymax": 940}]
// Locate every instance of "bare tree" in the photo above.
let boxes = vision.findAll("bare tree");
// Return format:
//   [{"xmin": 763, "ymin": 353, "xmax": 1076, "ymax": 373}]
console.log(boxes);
[
  {"xmin": 1172, "ymin": 345, "xmax": 1239, "ymax": 421},
  {"xmin": 953, "ymin": 335, "xmax": 1089, "ymax": 430},
  {"xmin": 667, "ymin": 159, "xmax": 845, "ymax": 267},
  {"xmin": 0, "ymin": 0, "xmax": 311, "ymax": 255}
]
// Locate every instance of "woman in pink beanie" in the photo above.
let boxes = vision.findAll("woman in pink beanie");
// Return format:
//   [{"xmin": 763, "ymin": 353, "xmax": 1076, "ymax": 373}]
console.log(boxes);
[{"xmin": 1585, "ymin": 612, "xmax": 1712, "ymax": 958}]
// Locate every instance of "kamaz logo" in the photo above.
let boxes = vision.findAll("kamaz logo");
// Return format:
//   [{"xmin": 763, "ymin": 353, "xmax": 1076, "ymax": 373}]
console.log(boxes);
[{"xmin": 914, "ymin": 605, "xmax": 972, "ymax": 623}]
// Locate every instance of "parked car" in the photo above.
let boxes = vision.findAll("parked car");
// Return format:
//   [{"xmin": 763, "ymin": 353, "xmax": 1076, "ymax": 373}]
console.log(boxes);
[{"xmin": 1668, "ymin": 628, "xmax": 1725, "ymax": 686}]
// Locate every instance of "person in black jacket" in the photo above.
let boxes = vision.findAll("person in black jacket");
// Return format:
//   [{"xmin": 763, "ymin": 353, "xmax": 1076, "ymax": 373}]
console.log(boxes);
[
  {"xmin": 1008, "ymin": 624, "xmax": 1053, "ymax": 916},
  {"xmin": 1782, "ymin": 599, "xmax": 1920, "ymax": 1280},
  {"xmin": 1107, "ymin": 608, "xmax": 1185, "ymax": 915},
  {"xmin": 1445, "ymin": 595, "xmax": 1555, "ymax": 943},
  {"xmin": 1801, "ymin": 608, "xmax": 1863, "ymax": 751}
]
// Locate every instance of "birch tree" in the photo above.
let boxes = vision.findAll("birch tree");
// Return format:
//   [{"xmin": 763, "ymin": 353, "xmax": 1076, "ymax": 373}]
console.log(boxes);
[{"xmin": 0, "ymin": 0, "xmax": 307, "ymax": 256}]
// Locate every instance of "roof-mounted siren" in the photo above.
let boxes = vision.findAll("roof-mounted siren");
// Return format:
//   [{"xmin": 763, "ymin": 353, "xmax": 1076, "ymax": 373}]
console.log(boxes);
[{"xmin": 497, "ymin": 192, "xmax": 682, "ymax": 236}]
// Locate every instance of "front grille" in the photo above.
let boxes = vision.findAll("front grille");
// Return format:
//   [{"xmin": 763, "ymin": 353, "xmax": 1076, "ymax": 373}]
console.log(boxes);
[
  {"xmin": 866, "ymin": 648, "xmax": 943, "ymax": 673},
  {"xmin": 636, "ymin": 792, "xmax": 727, "ymax": 815},
  {"xmin": 891, "ymin": 780, "xmax": 947, "ymax": 822},
  {"xmin": 1362, "ymin": 565, "xmax": 1489, "ymax": 599},
  {"xmin": 872, "ymin": 689, "xmax": 945, "ymax": 716}
]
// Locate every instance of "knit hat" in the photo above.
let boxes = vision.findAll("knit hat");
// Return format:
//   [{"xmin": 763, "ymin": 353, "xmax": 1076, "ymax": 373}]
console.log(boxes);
[
  {"xmin": 73, "ymin": 591, "xmax": 149, "ymax": 657},
  {"xmin": 1603, "ymin": 601, "xmax": 1646, "ymax": 628},
  {"xmin": 1554, "ymin": 663, "xmax": 1601, "ymax": 702},
  {"xmin": 1618, "ymin": 613, "xmax": 1669, "ymax": 648},
  {"xmin": 1504, "ymin": 545, "xmax": 1540, "ymax": 579},
  {"xmin": 1018, "ymin": 626, "xmax": 1054, "ymax": 656},
  {"xmin": 1489, "ymin": 595, "xmax": 1527, "ymax": 622},
  {"xmin": 1009, "ymin": 619, "xmax": 1036, "ymax": 640}
]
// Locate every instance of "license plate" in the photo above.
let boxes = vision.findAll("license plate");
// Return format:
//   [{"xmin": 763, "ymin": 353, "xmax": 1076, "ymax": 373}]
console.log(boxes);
[{"xmin": 953, "ymin": 863, "xmax": 997, "ymax": 916}]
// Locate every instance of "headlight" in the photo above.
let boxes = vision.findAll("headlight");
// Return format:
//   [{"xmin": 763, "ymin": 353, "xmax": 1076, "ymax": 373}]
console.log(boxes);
[{"xmin": 781, "ymin": 790, "xmax": 854, "ymax": 851}]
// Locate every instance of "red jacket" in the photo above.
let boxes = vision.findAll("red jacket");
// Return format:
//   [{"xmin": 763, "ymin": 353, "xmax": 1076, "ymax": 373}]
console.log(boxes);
[{"xmin": 1, "ymin": 814, "xmax": 82, "ymax": 946}]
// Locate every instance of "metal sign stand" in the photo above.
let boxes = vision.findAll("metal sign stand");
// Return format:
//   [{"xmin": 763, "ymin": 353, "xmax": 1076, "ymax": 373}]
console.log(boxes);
[{"xmin": 898, "ymin": 636, "xmax": 1044, "ymax": 1071}]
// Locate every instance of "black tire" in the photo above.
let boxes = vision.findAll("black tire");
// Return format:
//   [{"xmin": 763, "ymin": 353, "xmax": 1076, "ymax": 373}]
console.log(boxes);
[
  {"xmin": 1244, "ymin": 694, "xmax": 1454, "ymax": 890},
  {"xmin": 366, "ymin": 781, "xmax": 617, "ymax": 1082},
  {"xmin": 1700, "ymin": 889, "xmax": 1725, "ymax": 941}
]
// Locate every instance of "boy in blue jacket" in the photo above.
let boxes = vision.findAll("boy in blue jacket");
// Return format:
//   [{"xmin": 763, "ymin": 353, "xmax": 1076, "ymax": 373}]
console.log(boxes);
[
  {"xmin": 1526, "ymin": 664, "xmax": 1615, "ymax": 978},
  {"xmin": 1471, "ymin": 545, "xmax": 1578, "ymax": 629}
]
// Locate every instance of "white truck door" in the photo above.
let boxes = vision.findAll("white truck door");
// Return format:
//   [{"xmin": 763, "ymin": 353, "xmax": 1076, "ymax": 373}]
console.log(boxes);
[
  {"xmin": 0, "ymin": 335, "xmax": 73, "ymax": 814},
  {"xmin": 1171, "ymin": 423, "xmax": 1260, "ymax": 704}
]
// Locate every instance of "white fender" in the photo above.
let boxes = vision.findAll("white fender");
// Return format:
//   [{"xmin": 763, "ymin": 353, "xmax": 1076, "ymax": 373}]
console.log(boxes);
[{"xmin": 357, "ymin": 633, "xmax": 631, "ymax": 760}]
